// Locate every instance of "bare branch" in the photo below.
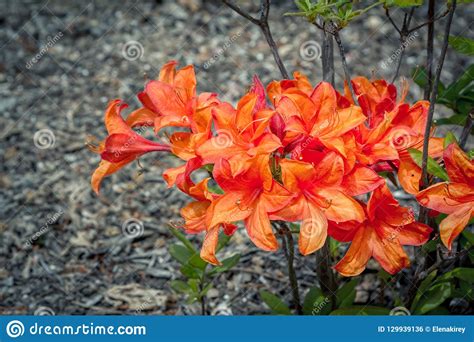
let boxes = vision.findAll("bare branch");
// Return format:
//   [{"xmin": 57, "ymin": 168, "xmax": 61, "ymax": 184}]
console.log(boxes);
[
  {"xmin": 222, "ymin": 0, "xmax": 290, "ymax": 79},
  {"xmin": 420, "ymin": 0, "xmax": 457, "ymax": 191},
  {"xmin": 424, "ymin": 0, "xmax": 435, "ymax": 100},
  {"xmin": 333, "ymin": 30, "xmax": 356, "ymax": 103}
]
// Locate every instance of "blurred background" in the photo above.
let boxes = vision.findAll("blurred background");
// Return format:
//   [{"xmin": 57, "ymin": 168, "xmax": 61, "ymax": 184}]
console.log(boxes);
[{"xmin": 0, "ymin": 0, "xmax": 472, "ymax": 315}]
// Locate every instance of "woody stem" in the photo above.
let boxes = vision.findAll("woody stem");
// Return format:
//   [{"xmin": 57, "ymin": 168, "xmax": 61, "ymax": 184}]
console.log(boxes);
[
  {"xmin": 316, "ymin": 240, "xmax": 337, "ymax": 310},
  {"xmin": 279, "ymin": 223, "xmax": 302, "ymax": 315},
  {"xmin": 418, "ymin": 0, "xmax": 456, "ymax": 223}
]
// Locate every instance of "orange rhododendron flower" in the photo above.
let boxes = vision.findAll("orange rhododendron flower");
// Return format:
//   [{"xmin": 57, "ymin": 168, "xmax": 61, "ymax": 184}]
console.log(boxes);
[
  {"xmin": 417, "ymin": 143, "xmax": 474, "ymax": 249},
  {"xmin": 91, "ymin": 61, "xmax": 459, "ymax": 277},
  {"xmin": 203, "ymin": 157, "xmax": 293, "ymax": 263},
  {"xmin": 91, "ymin": 100, "xmax": 170, "ymax": 193},
  {"xmin": 270, "ymin": 157, "xmax": 365, "ymax": 255},
  {"xmin": 333, "ymin": 184, "xmax": 432, "ymax": 276}
]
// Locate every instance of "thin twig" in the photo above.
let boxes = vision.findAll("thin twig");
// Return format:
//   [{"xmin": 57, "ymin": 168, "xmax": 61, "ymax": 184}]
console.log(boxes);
[
  {"xmin": 389, "ymin": 8, "xmax": 415, "ymax": 83},
  {"xmin": 419, "ymin": 0, "xmax": 456, "ymax": 218},
  {"xmin": 459, "ymin": 109, "xmax": 473, "ymax": 149},
  {"xmin": 223, "ymin": 0, "xmax": 289, "ymax": 79},
  {"xmin": 333, "ymin": 29, "xmax": 356, "ymax": 103},
  {"xmin": 408, "ymin": 8, "xmax": 450, "ymax": 34},
  {"xmin": 322, "ymin": 21, "xmax": 335, "ymax": 86},
  {"xmin": 385, "ymin": 7, "xmax": 401, "ymax": 35},
  {"xmin": 279, "ymin": 223, "xmax": 302, "ymax": 315},
  {"xmin": 424, "ymin": 0, "xmax": 435, "ymax": 100}
]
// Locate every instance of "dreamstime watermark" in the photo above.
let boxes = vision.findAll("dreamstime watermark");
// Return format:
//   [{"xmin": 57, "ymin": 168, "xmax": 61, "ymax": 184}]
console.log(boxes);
[
  {"xmin": 25, "ymin": 31, "xmax": 64, "ymax": 69},
  {"xmin": 381, "ymin": 31, "xmax": 419, "ymax": 69},
  {"xmin": 122, "ymin": 40, "xmax": 144, "ymax": 61},
  {"xmin": 203, "ymin": 31, "xmax": 242, "ymax": 69},
  {"xmin": 299, "ymin": 40, "xmax": 322, "ymax": 62},
  {"xmin": 34, "ymin": 306, "xmax": 56, "ymax": 316},
  {"xmin": 112, "ymin": 121, "xmax": 153, "ymax": 159},
  {"xmin": 5, "ymin": 320, "xmax": 146, "ymax": 338},
  {"xmin": 23, "ymin": 209, "xmax": 64, "ymax": 249},
  {"xmin": 291, "ymin": 135, "xmax": 314, "ymax": 160},
  {"xmin": 388, "ymin": 126, "xmax": 413, "ymax": 150},
  {"xmin": 6, "ymin": 320, "xmax": 24, "ymax": 338},
  {"xmin": 312, "ymin": 296, "xmax": 330, "ymax": 315},
  {"xmin": 33, "ymin": 129, "xmax": 56, "ymax": 149},
  {"xmin": 210, "ymin": 129, "xmax": 233, "ymax": 149},
  {"xmin": 390, "ymin": 306, "xmax": 411, "ymax": 316},
  {"xmin": 122, "ymin": 218, "xmax": 144, "ymax": 239}
]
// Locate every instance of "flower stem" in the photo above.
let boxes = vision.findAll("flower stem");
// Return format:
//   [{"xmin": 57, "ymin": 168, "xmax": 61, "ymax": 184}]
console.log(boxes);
[{"xmin": 279, "ymin": 223, "xmax": 302, "ymax": 315}]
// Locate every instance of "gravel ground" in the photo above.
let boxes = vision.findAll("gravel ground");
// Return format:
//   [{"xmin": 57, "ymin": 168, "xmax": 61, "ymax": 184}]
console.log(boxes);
[{"xmin": 0, "ymin": 0, "xmax": 472, "ymax": 315}]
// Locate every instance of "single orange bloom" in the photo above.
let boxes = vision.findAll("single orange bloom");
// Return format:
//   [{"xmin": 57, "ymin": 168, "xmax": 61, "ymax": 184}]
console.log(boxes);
[
  {"xmin": 91, "ymin": 100, "xmax": 170, "ymax": 193},
  {"xmin": 417, "ymin": 143, "xmax": 474, "ymax": 249},
  {"xmin": 333, "ymin": 184, "xmax": 432, "ymax": 276},
  {"xmin": 204, "ymin": 157, "xmax": 293, "ymax": 261},
  {"xmin": 197, "ymin": 83, "xmax": 281, "ymax": 177},
  {"xmin": 271, "ymin": 156, "xmax": 365, "ymax": 255}
]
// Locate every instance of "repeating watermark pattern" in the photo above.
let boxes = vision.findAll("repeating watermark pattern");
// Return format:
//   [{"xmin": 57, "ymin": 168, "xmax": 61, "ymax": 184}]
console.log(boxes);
[
  {"xmin": 381, "ymin": 31, "xmax": 419, "ymax": 69},
  {"xmin": 203, "ymin": 31, "xmax": 242, "ymax": 69},
  {"xmin": 25, "ymin": 31, "xmax": 64, "ymax": 70},
  {"xmin": 299, "ymin": 40, "xmax": 322, "ymax": 62},
  {"xmin": 311, "ymin": 296, "xmax": 330, "ymax": 315},
  {"xmin": 122, "ymin": 40, "xmax": 144, "ymax": 61},
  {"xmin": 388, "ymin": 126, "xmax": 412, "ymax": 150},
  {"xmin": 211, "ymin": 129, "xmax": 233, "ymax": 149},
  {"xmin": 6, "ymin": 320, "xmax": 25, "ymax": 338},
  {"xmin": 122, "ymin": 218, "xmax": 144, "ymax": 239},
  {"xmin": 33, "ymin": 128, "xmax": 56, "ymax": 149},
  {"xmin": 112, "ymin": 122, "xmax": 152, "ymax": 159},
  {"xmin": 300, "ymin": 217, "xmax": 327, "ymax": 240},
  {"xmin": 390, "ymin": 306, "xmax": 411, "ymax": 316},
  {"xmin": 23, "ymin": 209, "xmax": 64, "ymax": 249},
  {"xmin": 34, "ymin": 306, "xmax": 56, "ymax": 316}
]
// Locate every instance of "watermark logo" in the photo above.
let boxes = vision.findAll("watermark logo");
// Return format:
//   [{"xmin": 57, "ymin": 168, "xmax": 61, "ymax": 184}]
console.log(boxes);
[
  {"xmin": 299, "ymin": 40, "xmax": 322, "ymax": 62},
  {"xmin": 122, "ymin": 218, "xmax": 144, "ymax": 238},
  {"xmin": 33, "ymin": 129, "xmax": 56, "ymax": 149},
  {"xmin": 34, "ymin": 306, "xmax": 56, "ymax": 316},
  {"xmin": 390, "ymin": 306, "xmax": 411, "ymax": 316},
  {"xmin": 211, "ymin": 129, "xmax": 233, "ymax": 149},
  {"xmin": 122, "ymin": 40, "xmax": 144, "ymax": 61},
  {"xmin": 6, "ymin": 320, "xmax": 25, "ymax": 338},
  {"xmin": 25, "ymin": 31, "xmax": 63, "ymax": 69}
]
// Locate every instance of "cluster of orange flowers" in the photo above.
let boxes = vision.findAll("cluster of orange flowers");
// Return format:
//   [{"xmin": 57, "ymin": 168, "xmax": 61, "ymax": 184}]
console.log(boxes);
[{"xmin": 91, "ymin": 61, "xmax": 473, "ymax": 277}]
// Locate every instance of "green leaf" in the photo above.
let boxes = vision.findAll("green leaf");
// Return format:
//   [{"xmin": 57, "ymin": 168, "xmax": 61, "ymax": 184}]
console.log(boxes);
[
  {"xmin": 336, "ymin": 279, "xmax": 358, "ymax": 308},
  {"xmin": 413, "ymin": 282, "xmax": 452, "ymax": 315},
  {"xmin": 469, "ymin": 149, "xmax": 474, "ymax": 159},
  {"xmin": 330, "ymin": 306, "xmax": 391, "ymax": 315},
  {"xmin": 436, "ymin": 268, "xmax": 474, "ymax": 284},
  {"xmin": 260, "ymin": 290, "xmax": 292, "ymax": 315},
  {"xmin": 216, "ymin": 233, "xmax": 232, "ymax": 252},
  {"xmin": 170, "ymin": 280, "xmax": 191, "ymax": 293},
  {"xmin": 435, "ymin": 113, "xmax": 468, "ymax": 126},
  {"xmin": 168, "ymin": 244, "xmax": 193, "ymax": 265},
  {"xmin": 384, "ymin": 0, "xmax": 423, "ymax": 7},
  {"xmin": 187, "ymin": 279, "xmax": 200, "ymax": 293},
  {"xmin": 449, "ymin": 36, "xmax": 474, "ymax": 56},
  {"xmin": 408, "ymin": 148, "xmax": 449, "ymax": 181},
  {"xmin": 302, "ymin": 286, "xmax": 330, "ymax": 315},
  {"xmin": 188, "ymin": 254, "xmax": 208, "ymax": 270},
  {"xmin": 411, "ymin": 67, "xmax": 445, "ymax": 93},
  {"xmin": 438, "ymin": 64, "xmax": 474, "ymax": 108},
  {"xmin": 168, "ymin": 227, "xmax": 197, "ymax": 253},
  {"xmin": 444, "ymin": 131, "xmax": 458, "ymax": 148},
  {"xmin": 208, "ymin": 254, "xmax": 240, "ymax": 275},
  {"xmin": 180, "ymin": 264, "xmax": 202, "ymax": 279},
  {"xmin": 411, "ymin": 270, "xmax": 437, "ymax": 311}
]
